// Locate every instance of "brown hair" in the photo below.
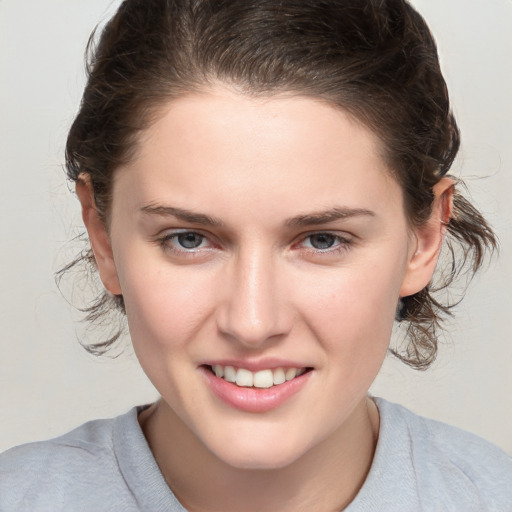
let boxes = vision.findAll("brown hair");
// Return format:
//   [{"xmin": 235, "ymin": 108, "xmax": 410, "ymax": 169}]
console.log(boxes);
[{"xmin": 61, "ymin": 0, "xmax": 497, "ymax": 368}]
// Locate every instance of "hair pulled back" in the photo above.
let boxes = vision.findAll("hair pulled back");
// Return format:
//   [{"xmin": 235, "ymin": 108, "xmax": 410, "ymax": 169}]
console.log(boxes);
[{"xmin": 62, "ymin": 0, "xmax": 497, "ymax": 369}]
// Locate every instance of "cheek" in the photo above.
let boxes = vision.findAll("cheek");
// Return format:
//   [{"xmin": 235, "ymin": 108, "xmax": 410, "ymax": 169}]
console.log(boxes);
[
  {"xmin": 118, "ymin": 263, "xmax": 220, "ymax": 403},
  {"xmin": 296, "ymin": 256, "xmax": 405, "ymax": 356},
  {"xmin": 116, "ymin": 254, "xmax": 216, "ymax": 354}
]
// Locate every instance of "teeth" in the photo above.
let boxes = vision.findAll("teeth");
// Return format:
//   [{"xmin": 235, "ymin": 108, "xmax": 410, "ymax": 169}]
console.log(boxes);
[
  {"xmin": 211, "ymin": 365, "xmax": 306, "ymax": 388},
  {"xmin": 272, "ymin": 368, "xmax": 286, "ymax": 385},
  {"xmin": 236, "ymin": 368, "xmax": 253, "ymax": 387},
  {"xmin": 285, "ymin": 368, "xmax": 297, "ymax": 381},
  {"xmin": 224, "ymin": 366, "xmax": 236, "ymax": 383},
  {"xmin": 253, "ymin": 369, "xmax": 273, "ymax": 389}
]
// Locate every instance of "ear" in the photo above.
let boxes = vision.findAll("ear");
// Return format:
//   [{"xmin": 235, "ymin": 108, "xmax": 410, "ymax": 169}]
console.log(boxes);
[
  {"xmin": 76, "ymin": 175, "xmax": 122, "ymax": 296},
  {"xmin": 400, "ymin": 177, "xmax": 454, "ymax": 297}
]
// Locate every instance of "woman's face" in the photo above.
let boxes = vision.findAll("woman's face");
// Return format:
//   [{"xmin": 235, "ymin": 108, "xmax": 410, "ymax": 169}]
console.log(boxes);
[{"xmin": 97, "ymin": 88, "xmax": 430, "ymax": 469}]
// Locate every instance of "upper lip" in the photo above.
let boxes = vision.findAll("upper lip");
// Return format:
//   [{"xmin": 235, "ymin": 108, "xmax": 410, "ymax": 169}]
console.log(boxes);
[{"xmin": 201, "ymin": 358, "xmax": 311, "ymax": 372}]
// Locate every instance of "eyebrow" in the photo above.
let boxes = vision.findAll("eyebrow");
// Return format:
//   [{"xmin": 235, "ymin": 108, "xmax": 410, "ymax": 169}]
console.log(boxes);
[
  {"xmin": 140, "ymin": 204, "xmax": 225, "ymax": 227},
  {"xmin": 139, "ymin": 204, "xmax": 375, "ymax": 228},
  {"xmin": 285, "ymin": 207, "xmax": 375, "ymax": 227}
]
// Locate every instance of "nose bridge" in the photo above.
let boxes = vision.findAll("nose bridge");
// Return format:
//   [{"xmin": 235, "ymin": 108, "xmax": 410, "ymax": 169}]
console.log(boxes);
[{"xmin": 217, "ymin": 243, "xmax": 290, "ymax": 347}]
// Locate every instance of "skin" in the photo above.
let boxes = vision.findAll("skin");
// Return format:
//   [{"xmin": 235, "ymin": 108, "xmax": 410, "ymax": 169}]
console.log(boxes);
[{"xmin": 78, "ymin": 86, "xmax": 453, "ymax": 511}]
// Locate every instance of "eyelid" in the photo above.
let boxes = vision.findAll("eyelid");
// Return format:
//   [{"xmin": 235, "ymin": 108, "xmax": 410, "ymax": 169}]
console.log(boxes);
[
  {"xmin": 154, "ymin": 228, "xmax": 354, "ymax": 259},
  {"xmin": 296, "ymin": 229, "xmax": 353, "ymax": 243},
  {"xmin": 157, "ymin": 229, "xmax": 218, "ymax": 255},
  {"xmin": 157, "ymin": 227, "xmax": 213, "ymax": 240},
  {"xmin": 293, "ymin": 230, "xmax": 355, "ymax": 253}
]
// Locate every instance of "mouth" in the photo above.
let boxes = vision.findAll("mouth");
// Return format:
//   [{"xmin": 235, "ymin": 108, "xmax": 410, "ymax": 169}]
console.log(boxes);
[{"xmin": 204, "ymin": 364, "xmax": 312, "ymax": 389}]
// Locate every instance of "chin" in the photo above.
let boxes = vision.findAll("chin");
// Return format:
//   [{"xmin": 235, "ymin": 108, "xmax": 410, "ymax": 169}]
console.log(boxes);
[{"xmin": 206, "ymin": 430, "xmax": 312, "ymax": 471}]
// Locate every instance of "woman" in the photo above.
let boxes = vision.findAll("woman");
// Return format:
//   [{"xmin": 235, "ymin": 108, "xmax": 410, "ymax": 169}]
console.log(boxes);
[{"xmin": 1, "ymin": 0, "xmax": 511, "ymax": 510}]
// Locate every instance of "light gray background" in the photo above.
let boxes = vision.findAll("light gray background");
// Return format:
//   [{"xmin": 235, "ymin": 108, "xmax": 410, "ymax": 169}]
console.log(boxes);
[{"xmin": 1, "ymin": 0, "xmax": 511, "ymax": 454}]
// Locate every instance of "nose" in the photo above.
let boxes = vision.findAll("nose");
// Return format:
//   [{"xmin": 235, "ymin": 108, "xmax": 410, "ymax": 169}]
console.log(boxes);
[{"xmin": 215, "ymin": 248, "xmax": 293, "ymax": 348}]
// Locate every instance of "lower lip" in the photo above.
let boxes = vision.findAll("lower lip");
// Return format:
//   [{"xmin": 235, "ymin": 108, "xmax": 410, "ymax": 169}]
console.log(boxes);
[{"xmin": 201, "ymin": 367, "xmax": 312, "ymax": 413}]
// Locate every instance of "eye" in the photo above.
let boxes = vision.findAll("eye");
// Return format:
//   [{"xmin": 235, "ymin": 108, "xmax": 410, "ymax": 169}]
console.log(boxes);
[
  {"xmin": 305, "ymin": 233, "xmax": 339, "ymax": 250},
  {"xmin": 176, "ymin": 232, "xmax": 205, "ymax": 249},
  {"xmin": 295, "ymin": 231, "xmax": 354, "ymax": 259},
  {"xmin": 301, "ymin": 232, "xmax": 351, "ymax": 250},
  {"xmin": 157, "ymin": 230, "xmax": 212, "ymax": 254}
]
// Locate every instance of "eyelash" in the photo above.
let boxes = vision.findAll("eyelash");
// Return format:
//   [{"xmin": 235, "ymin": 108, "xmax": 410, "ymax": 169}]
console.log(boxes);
[
  {"xmin": 157, "ymin": 231, "xmax": 213, "ymax": 257},
  {"xmin": 156, "ymin": 230, "xmax": 353, "ymax": 258},
  {"xmin": 297, "ymin": 232, "xmax": 353, "ymax": 255}
]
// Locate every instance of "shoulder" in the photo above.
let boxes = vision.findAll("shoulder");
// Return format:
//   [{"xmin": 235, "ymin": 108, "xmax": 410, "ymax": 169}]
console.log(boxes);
[
  {"xmin": 374, "ymin": 398, "xmax": 512, "ymax": 511},
  {"xmin": 0, "ymin": 408, "xmax": 141, "ymax": 511},
  {"xmin": 0, "ymin": 412, "xmax": 119, "ymax": 470}
]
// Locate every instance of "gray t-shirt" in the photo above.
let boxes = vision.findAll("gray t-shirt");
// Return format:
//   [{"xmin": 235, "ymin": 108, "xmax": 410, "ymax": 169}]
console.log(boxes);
[{"xmin": 1, "ymin": 398, "xmax": 511, "ymax": 511}]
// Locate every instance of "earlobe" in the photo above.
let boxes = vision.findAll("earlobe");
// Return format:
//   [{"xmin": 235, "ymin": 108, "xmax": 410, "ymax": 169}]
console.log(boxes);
[
  {"xmin": 400, "ymin": 177, "xmax": 454, "ymax": 297},
  {"xmin": 75, "ymin": 175, "xmax": 122, "ymax": 296}
]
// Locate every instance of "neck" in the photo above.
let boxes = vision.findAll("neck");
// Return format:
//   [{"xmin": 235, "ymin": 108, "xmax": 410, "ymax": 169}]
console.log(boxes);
[{"xmin": 139, "ymin": 397, "xmax": 379, "ymax": 512}]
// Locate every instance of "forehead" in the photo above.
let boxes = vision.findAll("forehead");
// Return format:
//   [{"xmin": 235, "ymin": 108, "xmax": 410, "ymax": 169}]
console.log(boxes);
[{"xmin": 113, "ymin": 87, "xmax": 403, "ymax": 224}]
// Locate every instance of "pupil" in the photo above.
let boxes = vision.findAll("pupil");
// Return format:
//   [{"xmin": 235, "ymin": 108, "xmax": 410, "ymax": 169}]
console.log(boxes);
[
  {"xmin": 311, "ymin": 234, "xmax": 335, "ymax": 249},
  {"xmin": 178, "ymin": 233, "xmax": 202, "ymax": 249}
]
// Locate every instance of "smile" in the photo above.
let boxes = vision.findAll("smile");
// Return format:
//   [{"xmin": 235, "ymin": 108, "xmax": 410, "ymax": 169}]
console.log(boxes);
[
  {"xmin": 209, "ymin": 365, "xmax": 308, "ymax": 389},
  {"xmin": 203, "ymin": 363, "xmax": 313, "ymax": 413}
]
